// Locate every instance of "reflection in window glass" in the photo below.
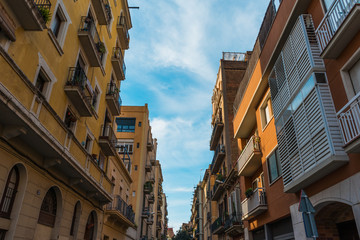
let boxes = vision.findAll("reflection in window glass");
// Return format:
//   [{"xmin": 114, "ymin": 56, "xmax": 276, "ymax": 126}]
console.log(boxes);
[
  {"xmin": 301, "ymin": 75, "xmax": 315, "ymax": 99},
  {"xmin": 292, "ymin": 92, "xmax": 302, "ymax": 111}
]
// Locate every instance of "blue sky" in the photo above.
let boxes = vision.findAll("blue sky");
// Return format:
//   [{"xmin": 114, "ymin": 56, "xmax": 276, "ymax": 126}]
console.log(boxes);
[{"xmin": 121, "ymin": 0, "xmax": 270, "ymax": 231}]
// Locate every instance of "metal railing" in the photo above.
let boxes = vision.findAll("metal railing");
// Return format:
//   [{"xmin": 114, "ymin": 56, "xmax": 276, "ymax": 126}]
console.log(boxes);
[
  {"xmin": 106, "ymin": 82, "xmax": 121, "ymax": 106},
  {"xmin": 100, "ymin": 124, "xmax": 117, "ymax": 147},
  {"xmin": 222, "ymin": 52, "xmax": 246, "ymax": 61},
  {"xmin": 241, "ymin": 188, "xmax": 267, "ymax": 217},
  {"xmin": 316, "ymin": 0, "xmax": 359, "ymax": 52},
  {"xmin": 117, "ymin": 15, "xmax": 130, "ymax": 40},
  {"xmin": 106, "ymin": 195, "xmax": 135, "ymax": 223},
  {"xmin": 210, "ymin": 117, "xmax": 223, "ymax": 144},
  {"xmin": 102, "ymin": 0, "xmax": 112, "ymax": 22},
  {"xmin": 211, "ymin": 144, "xmax": 225, "ymax": 170},
  {"xmin": 79, "ymin": 16, "xmax": 104, "ymax": 58},
  {"xmin": 112, "ymin": 47, "xmax": 127, "ymax": 76},
  {"xmin": 236, "ymin": 135, "xmax": 260, "ymax": 171},
  {"xmin": 211, "ymin": 216, "xmax": 223, "ymax": 232},
  {"xmin": 65, "ymin": 67, "xmax": 93, "ymax": 105},
  {"xmin": 337, "ymin": 91, "xmax": 360, "ymax": 145},
  {"xmin": 224, "ymin": 213, "xmax": 242, "ymax": 229}
]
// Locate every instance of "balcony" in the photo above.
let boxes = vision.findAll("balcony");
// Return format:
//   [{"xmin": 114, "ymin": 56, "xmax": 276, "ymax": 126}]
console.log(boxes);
[
  {"xmin": 150, "ymin": 158, "xmax": 156, "ymax": 166},
  {"xmin": 157, "ymin": 221, "xmax": 162, "ymax": 230},
  {"xmin": 106, "ymin": 195, "xmax": 135, "ymax": 226},
  {"xmin": 99, "ymin": 125, "xmax": 117, "ymax": 156},
  {"xmin": 111, "ymin": 47, "xmax": 126, "ymax": 80},
  {"xmin": 157, "ymin": 206, "xmax": 162, "ymax": 216},
  {"xmin": 337, "ymin": 92, "xmax": 360, "ymax": 152},
  {"xmin": 158, "ymin": 194, "xmax": 163, "ymax": 204},
  {"xmin": 211, "ymin": 216, "xmax": 225, "ymax": 235},
  {"xmin": 316, "ymin": 0, "xmax": 360, "ymax": 58},
  {"xmin": 237, "ymin": 135, "xmax": 262, "ymax": 177},
  {"xmin": 241, "ymin": 188, "xmax": 267, "ymax": 220},
  {"xmin": 210, "ymin": 119, "xmax": 224, "ymax": 150},
  {"xmin": 141, "ymin": 207, "xmax": 149, "ymax": 218},
  {"xmin": 116, "ymin": 16, "xmax": 130, "ymax": 50},
  {"xmin": 148, "ymin": 194, "xmax": 154, "ymax": 203},
  {"xmin": 144, "ymin": 181, "xmax": 153, "ymax": 194},
  {"xmin": 211, "ymin": 181, "xmax": 225, "ymax": 201},
  {"xmin": 224, "ymin": 214, "xmax": 243, "ymax": 237},
  {"xmin": 147, "ymin": 138, "xmax": 154, "ymax": 151},
  {"xmin": 0, "ymin": 51, "xmax": 113, "ymax": 204},
  {"xmin": 145, "ymin": 164, "xmax": 152, "ymax": 172},
  {"xmin": 64, "ymin": 67, "xmax": 93, "ymax": 117},
  {"xmin": 78, "ymin": 17, "xmax": 104, "ymax": 67},
  {"xmin": 92, "ymin": 0, "xmax": 112, "ymax": 25},
  {"xmin": 146, "ymin": 215, "xmax": 154, "ymax": 225},
  {"xmin": 211, "ymin": 144, "xmax": 226, "ymax": 174},
  {"xmin": 105, "ymin": 82, "xmax": 121, "ymax": 116},
  {"xmin": 5, "ymin": 0, "xmax": 50, "ymax": 30}
]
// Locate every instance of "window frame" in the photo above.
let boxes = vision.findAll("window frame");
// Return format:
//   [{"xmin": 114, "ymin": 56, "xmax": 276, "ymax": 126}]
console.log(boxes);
[
  {"xmin": 38, "ymin": 188, "xmax": 57, "ymax": 227},
  {"xmin": 116, "ymin": 118, "xmax": 136, "ymax": 132},
  {"xmin": 260, "ymin": 92, "xmax": 274, "ymax": 131},
  {"xmin": 49, "ymin": 1, "xmax": 71, "ymax": 48},
  {"xmin": 0, "ymin": 166, "xmax": 19, "ymax": 218},
  {"xmin": 266, "ymin": 147, "xmax": 282, "ymax": 184},
  {"xmin": 340, "ymin": 48, "xmax": 360, "ymax": 101}
]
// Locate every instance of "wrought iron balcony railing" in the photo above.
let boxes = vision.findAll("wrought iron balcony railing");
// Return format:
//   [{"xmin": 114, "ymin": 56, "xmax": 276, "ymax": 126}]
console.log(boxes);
[
  {"xmin": 78, "ymin": 16, "xmax": 104, "ymax": 60},
  {"xmin": 106, "ymin": 195, "xmax": 135, "ymax": 223}
]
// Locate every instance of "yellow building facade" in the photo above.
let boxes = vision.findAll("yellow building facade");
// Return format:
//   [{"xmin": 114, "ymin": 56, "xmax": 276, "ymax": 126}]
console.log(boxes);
[
  {"xmin": 0, "ymin": 0, "xmax": 135, "ymax": 239},
  {"xmin": 115, "ymin": 105, "xmax": 167, "ymax": 240}
]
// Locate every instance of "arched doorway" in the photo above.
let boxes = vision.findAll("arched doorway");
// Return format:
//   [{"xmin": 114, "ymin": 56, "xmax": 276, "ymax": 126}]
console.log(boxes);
[
  {"xmin": 315, "ymin": 202, "xmax": 359, "ymax": 240},
  {"xmin": 84, "ymin": 211, "xmax": 97, "ymax": 240}
]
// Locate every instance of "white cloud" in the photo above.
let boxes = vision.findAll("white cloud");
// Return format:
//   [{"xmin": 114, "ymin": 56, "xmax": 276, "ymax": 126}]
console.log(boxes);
[{"xmin": 125, "ymin": 0, "xmax": 271, "ymax": 233}]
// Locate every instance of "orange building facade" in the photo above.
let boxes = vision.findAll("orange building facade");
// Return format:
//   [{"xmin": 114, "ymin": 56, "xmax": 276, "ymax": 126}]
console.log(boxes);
[{"xmin": 232, "ymin": 0, "xmax": 360, "ymax": 240}]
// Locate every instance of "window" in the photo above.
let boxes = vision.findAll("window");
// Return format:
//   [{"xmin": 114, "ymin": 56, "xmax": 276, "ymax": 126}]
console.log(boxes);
[
  {"xmin": 349, "ymin": 58, "xmax": 360, "ymax": 94},
  {"xmin": 35, "ymin": 69, "xmax": 49, "ymax": 94},
  {"xmin": 132, "ymin": 191, "xmax": 135, "ymax": 197},
  {"xmin": 103, "ymin": 235, "xmax": 109, "ymax": 240},
  {"xmin": 97, "ymin": 152, "xmax": 106, "ymax": 171},
  {"xmin": 51, "ymin": 11, "xmax": 62, "ymax": 38},
  {"xmin": 0, "ymin": 166, "xmax": 19, "ymax": 218},
  {"xmin": 116, "ymin": 118, "xmax": 136, "ymax": 132},
  {"xmin": 84, "ymin": 134, "xmax": 93, "ymax": 153},
  {"xmin": 92, "ymin": 87, "xmax": 100, "ymax": 110},
  {"xmin": 137, "ymin": 143, "xmax": 139, "ymax": 148},
  {"xmin": 0, "ymin": 229, "xmax": 6, "ymax": 240},
  {"xmin": 134, "ymin": 165, "xmax": 138, "ymax": 171},
  {"xmin": 116, "ymin": 140, "xmax": 134, "ymax": 154},
  {"xmin": 50, "ymin": 3, "xmax": 70, "ymax": 48},
  {"xmin": 267, "ymin": 149, "xmax": 282, "ymax": 183},
  {"xmin": 70, "ymin": 202, "xmax": 81, "ymax": 236},
  {"xmin": 64, "ymin": 108, "xmax": 77, "ymax": 131},
  {"xmin": 38, "ymin": 188, "xmax": 57, "ymax": 227},
  {"xmin": 84, "ymin": 211, "xmax": 96, "ymax": 240},
  {"xmin": 261, "ymin": 96, "xmax": 273, "ymax": 129},
  {"xmin": 138, "ymin": 121, "xmax": 142, "ymax": 127}
]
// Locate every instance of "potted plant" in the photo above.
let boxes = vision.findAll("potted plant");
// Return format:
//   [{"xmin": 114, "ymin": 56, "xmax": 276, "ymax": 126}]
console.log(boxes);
[
  {"xmin": 216, "ymin": 173, "xmax": 224, "ymax": 181},
  {"xmin": 97, "ymin": 42, "xmax": 106, "ymax": 54},
  {"xmin": 245, "ymin": 187, "xmax": 253, "ymax": 198},
  {"xmin": 38, "ymin": 7, "xmax": 51, "ymax": 23}
]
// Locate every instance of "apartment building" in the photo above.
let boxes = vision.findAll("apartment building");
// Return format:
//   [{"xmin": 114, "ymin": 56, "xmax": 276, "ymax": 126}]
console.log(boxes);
[
  {"xmin": 191, "ymin": 183, "xmax": 203, "ymax": 240},
  {"xmin": 0, "ymin": 0, "xmax": 134, "ymax": 239},
  {"xmin": 115, "ymin": 105, "xmax": 168, "ymax": 240},
  {"xmin": 209, "ymin": 52, "xmax": 250, "ymax": 240},
  {"xmin": 232, "ymin": 0, "xmax": 360, "ymax": 239}
]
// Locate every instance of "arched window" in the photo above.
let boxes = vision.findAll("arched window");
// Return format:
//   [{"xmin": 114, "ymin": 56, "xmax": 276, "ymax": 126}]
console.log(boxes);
[
  {"xmin": 0, "ymin": 166, "xmax": 19, "ymax": 218},
  {"xmin": 84, "ymin": 211, "xmax": 96, "ymax": 240},
  {"xmin": 38, "ymin": 188, "xmax": 57, "ymax": 227},
  {"xmin": 70, "ymin": 201, "xmax": 81, "ymax": 236}
]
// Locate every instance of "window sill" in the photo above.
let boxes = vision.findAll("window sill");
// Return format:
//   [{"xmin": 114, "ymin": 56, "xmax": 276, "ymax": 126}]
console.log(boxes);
[
  {"xmin": 269, "ymin": 175, "xmax": 282, "ymax": 187},
  {"xmin": 47, "ymin": 29, "xmax": 64, "ymax": 56}
]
